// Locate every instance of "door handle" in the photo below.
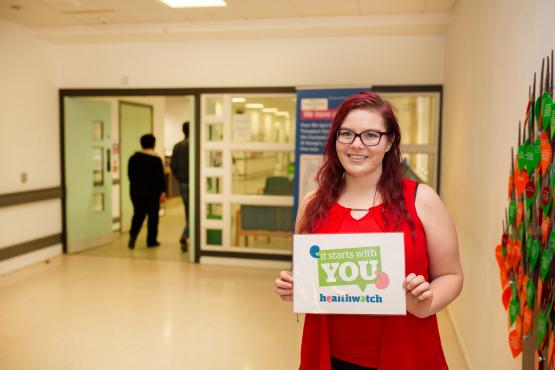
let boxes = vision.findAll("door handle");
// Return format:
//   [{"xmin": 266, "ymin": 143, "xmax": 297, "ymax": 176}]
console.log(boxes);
[{"xmin": 107, "ymin": 149, "xmax": 111, "ymax": 172}]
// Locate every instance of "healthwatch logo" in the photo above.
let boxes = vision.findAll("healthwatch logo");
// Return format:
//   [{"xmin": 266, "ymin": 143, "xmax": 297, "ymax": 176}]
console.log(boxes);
[{"xmin": 309, "ymin": 245, "xmax": 390, "ymax": 292}]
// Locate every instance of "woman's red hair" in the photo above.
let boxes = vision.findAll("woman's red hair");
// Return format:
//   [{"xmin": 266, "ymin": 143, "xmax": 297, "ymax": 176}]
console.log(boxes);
[{"xmin": 299, "ymin": 92, "xmax": 413, "ymax": 234}]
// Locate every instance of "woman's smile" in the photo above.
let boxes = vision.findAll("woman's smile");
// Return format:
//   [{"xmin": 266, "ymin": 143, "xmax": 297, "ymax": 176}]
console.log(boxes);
[{"xmin": 347, "ymin": 153, "xmax": 368, "ymax": 162}]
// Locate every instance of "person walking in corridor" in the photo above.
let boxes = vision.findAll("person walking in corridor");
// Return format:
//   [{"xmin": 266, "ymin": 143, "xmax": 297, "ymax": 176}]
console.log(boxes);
[
  {"xmin": 170, "ymin": 121, "xmax": 190, "ymax": 252},
  {"xmin": 128, "ymin": 134, "xmax": 166, "ymax": 249}
]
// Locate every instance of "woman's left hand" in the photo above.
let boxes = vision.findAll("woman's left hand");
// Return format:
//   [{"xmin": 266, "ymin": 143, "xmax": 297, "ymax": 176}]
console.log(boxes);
[{"xmin": 403, "ymin": 273, "xmax": 433, "ymax": 318}]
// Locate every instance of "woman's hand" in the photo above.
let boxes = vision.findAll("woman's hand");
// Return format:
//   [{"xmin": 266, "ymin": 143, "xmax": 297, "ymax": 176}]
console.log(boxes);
[
  {"xmin": 403, "ymin": 273, "xmax": 433, "ymax": 318},
  {"xmin": 274, "ymin": 271, "xmax": 294, "ymax": 301}
]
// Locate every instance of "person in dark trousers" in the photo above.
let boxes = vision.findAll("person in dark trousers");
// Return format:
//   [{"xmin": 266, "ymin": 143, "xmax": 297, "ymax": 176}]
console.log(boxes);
[
  {"xmin": 128, "ymin": 134, "xmax": 166, "ymax": 249},
  {"xmin": 170, "ymin": 121, "xmax": 190, "ymax": 252}
]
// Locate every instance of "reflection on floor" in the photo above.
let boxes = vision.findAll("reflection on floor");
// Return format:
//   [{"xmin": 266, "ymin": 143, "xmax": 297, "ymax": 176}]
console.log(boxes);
[
  {"xmin": 0, "ymin": 256, "xmax": 469, "ymax": 370},
  {"xmin": 81, "ymin": 197, "xmax": 189, "ymax": 261}
]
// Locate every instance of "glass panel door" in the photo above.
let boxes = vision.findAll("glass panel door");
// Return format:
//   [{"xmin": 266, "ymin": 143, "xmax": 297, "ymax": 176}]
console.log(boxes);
[
  {"xmin": 64, "ymin": 97, "xmax": 113, "ymax": 252},
  {"xmin": 200, "ymin": 94, "xmax": 296, "ymax": 255}
]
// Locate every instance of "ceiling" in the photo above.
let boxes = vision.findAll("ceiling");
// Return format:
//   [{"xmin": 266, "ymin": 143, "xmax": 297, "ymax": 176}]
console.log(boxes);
[
  {"xmin": 1, "ymin": 0, "xmax": 457, "ymax": 26},
  {"xmin": 0, "ymin": 0, "xmax": 457, "ymax": 42}
]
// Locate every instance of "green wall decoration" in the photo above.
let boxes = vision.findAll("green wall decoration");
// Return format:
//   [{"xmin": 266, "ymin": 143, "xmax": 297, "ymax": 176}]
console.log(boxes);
[{"xmin": 497, "ymin": 50, "xmax": 555, "ymax": 370}]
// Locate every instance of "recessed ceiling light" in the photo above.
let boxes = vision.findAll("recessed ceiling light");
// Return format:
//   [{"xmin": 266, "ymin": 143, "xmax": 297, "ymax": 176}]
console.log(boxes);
[
  {"xmin": 262, "ymin": 108, "xmax": 278, "ymax": 113},
  {"xmin": 232, "ymin": 97, "xmax": 246, "ymax": 103},
  {"xmin": 160, "ymin": 0, "xmax": 226, "ymax": 8}
]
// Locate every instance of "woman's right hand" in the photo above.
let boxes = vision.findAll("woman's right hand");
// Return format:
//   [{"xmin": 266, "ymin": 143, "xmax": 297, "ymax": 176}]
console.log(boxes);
[{"xmin": 274, "ymin": 270, "xmax": 294, "ymax": 301}]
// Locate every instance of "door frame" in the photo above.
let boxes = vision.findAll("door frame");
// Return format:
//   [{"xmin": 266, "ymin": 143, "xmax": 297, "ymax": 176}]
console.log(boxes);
[
  {"xmin": 59, "ymin": 85, "xmax": 442, "ymax": 263},
  {"xmin": 60, "ymin": 87, "xmax": 296, "ymax": 263}
]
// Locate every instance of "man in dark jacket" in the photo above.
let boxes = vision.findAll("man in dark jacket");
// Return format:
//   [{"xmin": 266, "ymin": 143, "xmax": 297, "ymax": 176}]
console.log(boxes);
[
  {"xmin": 128, "ymin": 134, "xmax": 166, "ymax": 249},
  {"xmin": 170, "ymin": 122, "xmax": 189, "ymax": 252}
]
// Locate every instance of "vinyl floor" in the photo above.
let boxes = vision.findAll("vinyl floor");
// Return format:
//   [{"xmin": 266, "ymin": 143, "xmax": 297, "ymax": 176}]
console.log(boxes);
[{"xmin": 0, "ymin": 199, "xmax": 468, "ymax": 370}]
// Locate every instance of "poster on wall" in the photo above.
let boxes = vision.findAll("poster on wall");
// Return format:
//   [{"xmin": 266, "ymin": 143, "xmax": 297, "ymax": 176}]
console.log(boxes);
[
  {"xmin": 294, "ymin": 88, "xmax": 371, "ymax": 219},
  {"xmin": 293, "ymin": 232, "xmax": 405, "ymax": 314}
]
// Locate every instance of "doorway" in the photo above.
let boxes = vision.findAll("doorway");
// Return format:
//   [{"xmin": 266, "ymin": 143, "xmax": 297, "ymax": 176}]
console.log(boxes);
[
  {"xmin": 62, "ymin": 94, "xmax": 195, "ymax": 262},
  {"xmin": 61, "ymin": 87, "xmax": 297, "ymax": 264}
]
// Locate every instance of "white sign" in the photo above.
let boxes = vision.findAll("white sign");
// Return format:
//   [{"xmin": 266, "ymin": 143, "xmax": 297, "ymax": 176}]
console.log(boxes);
[
  {"xmin": 233, "ymin": 114, "xmax": 252, "ymax": 141},
  {"xmin": 293, "ymin": 232, "xmax": 406, "ymax": 315},
  {"xmin": 301, "ymin": 98, "xmax": 328, "ymax": 111}
]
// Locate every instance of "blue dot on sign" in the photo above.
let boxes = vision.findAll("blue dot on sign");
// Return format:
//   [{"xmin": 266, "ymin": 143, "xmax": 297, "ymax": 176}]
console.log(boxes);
[{"xmin": 309, "ymin": 245, "xmax": 320, "ymax": 258}]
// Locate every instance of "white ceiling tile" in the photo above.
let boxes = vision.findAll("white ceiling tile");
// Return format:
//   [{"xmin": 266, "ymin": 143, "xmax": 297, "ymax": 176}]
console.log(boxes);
[
  {"xmin": 103, "ymin": 0, "xmax": 193, "ymax": 22},
  {"xmin": 291, "ymin": 0, "xmax": 359, "ymax": 17},
  {"xmin": 423, "ymin": 0, "xmax": 456, "ymax": 13},
  {"xmin": 71, "ymin": 12, "xmax": 139, "ymax": 26},
  {"xmin": 40, "ymin": 0, "xmax": 130, "ymax": 26},
  {"xmin": 0, "ymin": 0, "xmax": 81, "ymax": 26},
  {"xmin": 359, "ymin": 0, "xmax": 426, "ymax": 15},
  {"xmin": 226, "ymin": 0, "xmax": 299, "ymax": 19},
  {"xmin": 40, "ymin": 0, "xmax": 110, "ymax": 13},
  {"xmin": 174, "ymin": 6, "xmax": 243, "ymax": 21},
  {"xmin": 109, "ymin": 0, "xmax": 243, "ymax": 23}
]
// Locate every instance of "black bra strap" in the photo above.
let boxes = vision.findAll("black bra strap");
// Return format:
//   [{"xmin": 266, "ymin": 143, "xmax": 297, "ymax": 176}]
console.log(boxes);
[{"xmin": 414, "ymin": 182, "xmax": 419, "ymax": 203}]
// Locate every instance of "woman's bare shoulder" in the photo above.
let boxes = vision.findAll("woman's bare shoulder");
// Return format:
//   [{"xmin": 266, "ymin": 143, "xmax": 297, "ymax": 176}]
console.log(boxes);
[
  {"xmin": 415, "ymin": 183, "xmax": 451, "ymax": 225},
  {"xmin": 415, "ymin": 183, "xmax": 441, "ymax": 206}
]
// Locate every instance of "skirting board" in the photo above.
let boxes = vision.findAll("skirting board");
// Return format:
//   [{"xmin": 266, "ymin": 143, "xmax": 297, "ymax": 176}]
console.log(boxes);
[{"xmin": 0, "ymin": 244, "xmax": 62, "ymax": 276}]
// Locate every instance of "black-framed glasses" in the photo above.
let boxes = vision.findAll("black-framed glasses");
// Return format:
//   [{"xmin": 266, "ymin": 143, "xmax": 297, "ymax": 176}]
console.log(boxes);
[{"xmin": 336, "ymin": 128, "xmax": 391, "ymax": 146}]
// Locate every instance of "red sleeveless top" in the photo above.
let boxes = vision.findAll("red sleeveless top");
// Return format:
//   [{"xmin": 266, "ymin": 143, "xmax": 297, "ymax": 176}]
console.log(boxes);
[{"xmin": 299, "ymin": 179, "xmax": 448, "ymax": 370}]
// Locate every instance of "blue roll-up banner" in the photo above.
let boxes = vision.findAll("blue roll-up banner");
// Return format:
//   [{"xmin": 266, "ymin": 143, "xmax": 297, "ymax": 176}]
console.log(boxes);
[{"xmin": 293, "ymin": 88, "xmax": 371, "ymax": 224}]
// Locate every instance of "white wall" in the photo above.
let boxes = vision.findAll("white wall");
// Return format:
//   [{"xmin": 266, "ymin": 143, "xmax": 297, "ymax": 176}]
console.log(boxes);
[
  {"xmin": 0, "ymin": 19, "xmax": 62, "ymax": 274},
  {"xmin": 54, "ymin": 35, "xmax": 444, "ymax": 88},
  {"xmin": 443, "ymin": 0, "xmax": 555, "ymax": 369},
  {"xmin": 0, "ymin": 19, "xmax": 59, "ymax": 193}
]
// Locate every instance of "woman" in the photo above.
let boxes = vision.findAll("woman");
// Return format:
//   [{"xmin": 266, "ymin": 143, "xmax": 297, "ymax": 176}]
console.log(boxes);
[{"xmin": 274, "ymin": 92, "xmax": 462, "ymax": 370}]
